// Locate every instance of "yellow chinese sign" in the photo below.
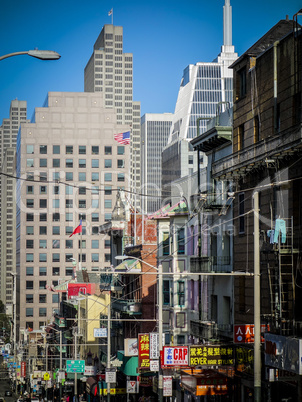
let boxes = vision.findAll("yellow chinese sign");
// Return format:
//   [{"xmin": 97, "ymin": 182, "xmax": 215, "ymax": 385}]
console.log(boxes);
[
  {"xmin": 189, "ymin": 345, "xmax": 234, "ymax": 367},
  {"xmin": 138, "ymin": 333, "xmax": 150, "ymax": 369}
]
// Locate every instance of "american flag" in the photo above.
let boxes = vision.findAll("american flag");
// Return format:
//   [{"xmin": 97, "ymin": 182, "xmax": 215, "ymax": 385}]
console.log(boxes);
[
  {"xmin": 108, "ymin": 8, "xmax": 113, "ymax": 16},
  {"xmin": 114, "ymin": 131, "xmax": 130, "ymax": 145}
]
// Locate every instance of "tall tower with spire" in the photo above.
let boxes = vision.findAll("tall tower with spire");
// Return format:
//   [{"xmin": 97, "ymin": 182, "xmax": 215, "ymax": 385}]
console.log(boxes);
[{"xmin": 162, "ymin": 0, "xmax": 238, "ymax": 194}]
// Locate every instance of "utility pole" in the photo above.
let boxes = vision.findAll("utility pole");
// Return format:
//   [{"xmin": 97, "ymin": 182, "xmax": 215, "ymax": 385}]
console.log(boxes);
[
  {"xmin": 107, "ymin": 294, "xmax": 111, "ymax": 402},
  {"xmin": 253, "ymin": 191, "xmax": 261, "ymax": 401},
  {"xmin": 158, "ymin": 264, "xmax": 163, "ymax": 402}
]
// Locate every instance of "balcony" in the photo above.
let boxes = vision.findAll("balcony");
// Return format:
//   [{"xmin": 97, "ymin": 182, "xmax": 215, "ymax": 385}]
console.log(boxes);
[
  {"xmin": 190, "ymin": 256, "xmax": 232, "ymax": 273},
  {"xmin": 212, "ymin": 124, "xmax": 302, "ymax": 179}
]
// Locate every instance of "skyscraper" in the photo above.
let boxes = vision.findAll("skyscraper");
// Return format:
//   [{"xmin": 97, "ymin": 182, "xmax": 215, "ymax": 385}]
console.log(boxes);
[
  {"xmin": 0, "ymin": 100, "xmax": 27, "ymax": 315},
  {"xmin": 84, "ymin": 24, "xmax": 141, "ymax": 208},
  {"xmin": 162, "ymin": 0, "xmax": 238, "ymax": 195},
  {"xmin": 141, "ymin": 113, "xmax": 173, "ymax": 214},
  {"xmin": 16, "ymin": 92, "xmax": 130, "ymax": 330}
]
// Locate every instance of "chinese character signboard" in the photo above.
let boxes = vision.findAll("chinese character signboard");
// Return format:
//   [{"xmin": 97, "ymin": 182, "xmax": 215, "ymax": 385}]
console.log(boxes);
[
  {"xmin": 149, "ymin": 332, "xmax": 159, "ymax": 359},
  {"xmin": 234, "ymin": 324, "xmax": 269, "ymax": 343},
  {"xmin": 163, "ymin": 376, "xmax": 172, "ymax": 396},
  {"xmin": 21, "ymin": 361, "xmax": 26, "ymax": 377},
  {"xmin": 163, "ymin": 346, "xmax": 188, "ymax": 367},
  {"xmin": 138, "ymin": 333, "xmax": 150, "ymax": 369},
  {"xmin": 189, "ymin": 345, "xmax": 234, "ymax": 367}
]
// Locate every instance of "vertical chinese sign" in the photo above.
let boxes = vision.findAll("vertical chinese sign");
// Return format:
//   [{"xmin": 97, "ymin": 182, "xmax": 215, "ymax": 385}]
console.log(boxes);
[{"xmin": 138, "ymin": 333, "xmax": 150, "ymax": 370}]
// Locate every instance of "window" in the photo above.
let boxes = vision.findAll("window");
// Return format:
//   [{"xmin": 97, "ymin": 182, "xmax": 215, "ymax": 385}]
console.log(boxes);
[
  {"xmin": 105, "ymin": 254, "xmax": 111, "ymax": 262},
  {"xmin": 104, "ymin": 199, "xmax": 112, "ymax": 209},
  {"xmin": 92, "ymin": 213, "xmax": 99, "ymax": 222},
  {"xmin": 39, "ymin": 240, "xmax": 47, "ymax": 249},
  {"xmin": 66, "ymin": 199, "xmax": 73, "ymax": 208},
  {"xmin": 105, "ymin": 213, "xmax": 112, "ymax": 221},
  {"xmin": 162, "ymin": 233, "xmax": 170, "ymax": 255},
  {"xmin": 91, "ymin": 240, "xmax": 99, "ymax": 249},
  {"xmin": 239, "ymin": 193, "xmax": 245, "ymax": 234},
  {"xmin": 117, "ymin": 173, "xmax": 125, "ymax": 182},
  {"xmin": 39, "ymin": 267, "xmax": 47, "ymax": 276},
  {"xmin": 66, "ymin": 227, "xmax": 73, "ymax": 236},
  {"xmin": 117, "ymin": 146, "xmax": 125, "ymax": 155},
  {"xmin": 27, "ymin": 159, "xmax": 34, "ymax": 167},
  {"xmin": 254, "ymin": 115, "xmax": 260, "ymax": 142},
  {"xmin": 104, "ymin": 173, "xmax": 112, "ymax": 182},
  {"xmin": 26, "ymin": 253, "xmax": 34, "ymax": 262},
  {"xmin": 27, "ymin": 145, "xmax": 34, "ymax": 154},
  {"xmin": 66, "ymin": 145, "xmax": 73, "ymax": 154},
  {"xmin": 66, "ymin": 240, "xmax": 73, "ymax": 249},
  {"xmin": 163, "ymin": 280, "xmax": 171, "ymax": 305},
  {"xmin": 40, "ymin": 145, "xmax": 47, "ymax": 154},
  {"xmin": 53, "ymin": 213, "xmax": 60, "ymax": 222},
  {"xmin": 26, "ymin": 185, "xmax": 34, "ymax": 194},
  {"xmin": 65, "ymin": 253, "xmax": 73, "ymax": 262},
  {"xmin": 238, "ymin": 67, "xmax": 247, "ymax": 99},
  {"xmin": 40, "ymin": 159, "xmax": 47, "ymax": 167},
  {"xmin": 92, "ymin": 159, "xmax": 99, "ymax": 168},
  {"xmin": 53, "ymin": 172, "xmax": 60, "ymax": 181},
  {"xmin": 40, "ymin": 226, "xmax": 47, "ymax": 235},
  {"xmin": 65, "ymin": 186, "xmax": 73, "ymax": 196},
  {"xmin": 239, "ymin": 124, "xmax": 244, "ymax": 150},
  {"xmin": 66, "ymin": 172, "xmax": 73, "ymax": 181},
  {"xmin": 176, "ymin": 312, "xmax": 186, "ymax": 328},
  {"xmin": 53, "ymin": 240, "xmax": 60, "ymax": 248},
  {"xmin": 40, "ymin": 185, "xmax": 47, "ymax": 194},
  {"xmin": 92, "ymin": 226, "xmax": 99, "ymax": 235},
  {"xmin": 53, "ymin": 226, "xmax": 60, "ymax": 235},
  {"xmin": 39, "ymin": 281, "xmax": 47, "ymax": 289},
  {"xmin": 26, "ymin": 226, "xmax": 34, "ymax": 235},
  {"xmin": 92, "ymin": 186, "xmax": 99, "ymax": 194},
  {"xmin": 39, "ymin": 308, "xmax": 47, "ymax": 317},
  {"xmin": 26, "ymin": 199, "xmax": 34, "ymax": 208},
  {"xmin": 79, "ymin": 145, "xmax": 86, "ymax": 154},
  {"xmin": 105, "ymin": 186, "xmax": 112, "ymax": 195},
  {"xmin": 79, "ymin": 159, "xmax": 86, "ymax": 168},
  {"xmin": 92, "ymin": 145, "xmax": 99, "ymax": 154},
  {"xmin": 117, "ymin": 159, "xmax": 124, "ymax": 168},
  {"xmin": 26, "ymin": 294, "xmax": 33, "ymax": 303},
  {"xmin": 26, "ymin": 240, "xmax": 34, "ymax": 249},
  {"xmin": 79, "ymin": 240, "xmax": 86, "ymax": 248},
  {"xmin": 26, "ymin": 267, "xmax": 34, "ymax": 276},
  {"xmin": 92, "ymin": 172, "xmax": 99, "ymax": 181},
  {"xmin": 177, "ymin": 335, "xmax": 185, "ymax": 345},
  {"xmin": 177, "ymin": 228, "xmax": 185, "ymax": 255},
  {"xmin": 188, "ymin": 155, "xmax": 193, "ymax": 165},
  {"xmin": 79, "ymin": 172, "xmax": 86, "ymax": 181},
  {"xmin": 26, "ymin": 308, "xmax": 33, "ymax": 317},
  {"xmin": 39, "ymin": 199, "xmax": 47, "ymax": 208},
  {"xmin": 92, "ymin": 253, "xmax": 99, "ymax": 262},
  {"xmin": 26, "ymin": 322, "xmax": 34, "ymax": 330},
  {"xmin": 105, "ymin": 239, "xmax": 110, "ymax": 249},
  {"xmin": 53, "ymin": 159, "xmax": 60, "ymax": 168},
  {"xmin": 53, "ymin": 253, "xmax": 60, "ymax": 262},
  {"xmin": 79, "ymin": 200, "xmax": 86, "ymax": 209},
  {"xmin": 39, "ymin": 253, "xmax": 47, "ymax": 262},
  {"xmin": 27, "ymin": 172, "xmax": 34, "ymax": 181},
  {"xmin": 53, "ymin": 267, "xmax": 60, "ymax": 276},
  {"xmin": 66, "ymin": 159, "xmax": 73, "ymax": 168},
  {"xmin": 105, "ymin": 146, "xmax": 112, "ymax": 155},
  {"xmin": 26, "ymin": 281, "xmax": 34, "ymax": 289},
  {"xmin": 92, "ymin": 199, "xmax": 99, "ymax": 208},
  {"xmin": 39, "ymin": 294, "xmax": 47, "ymax": 303},
  {"xmin": 53, "ymin": 145, "xmax": 60, "ymax": 154},
  {"xmin": 65, "ymin": 268, "xmax": 73, "ymax": 276},
  {"xmin": 105, "ymin": 159, "xmax": 112, "ymax": 168},
  {"xmin": 52, "ymin": 294, "xmax": 59, "ymax": 303},
  {"xmin": 178, "ymin": 281, "xmax": 185, "ymax": 306},
  {"xmin": 66, "ymin": 213, "xmax": 73, "ymax": 221},
  {"xmin": 79, "ymin": 187, "xmax": 86, "ymax": 195}
]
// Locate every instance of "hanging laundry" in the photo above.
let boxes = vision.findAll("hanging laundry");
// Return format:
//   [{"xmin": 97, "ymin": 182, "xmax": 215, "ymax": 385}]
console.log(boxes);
[
  {"xmin": 267, "ymin": 230, "xmax": 275, "ymax": 244},
  {"xmin": 273, "ymin": 219, "xmax": 286, "ymax": 244}
]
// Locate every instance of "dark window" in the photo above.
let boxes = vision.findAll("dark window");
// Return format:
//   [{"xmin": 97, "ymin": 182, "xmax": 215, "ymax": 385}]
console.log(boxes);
[
  {"xmin": 238, "ymin": 67, "xmax": 246, "ymax": 99},
  {"xmin": 178, "ymin": 281, "xmax": 185, "ymax": 306},
  {"xmin": 177, "ymin": 228, "xmax": 185, "ymax": 255},
  {"xmin": 53, "ymin": 213, "xmax": 60, "ymax": 222},
  {"xmin": 27, "ymin": 213, "xmax": 34, "ymax": 222},
  {"xmin": 239, "ymin": 193, "xmax": 245, "ymax": 234}
]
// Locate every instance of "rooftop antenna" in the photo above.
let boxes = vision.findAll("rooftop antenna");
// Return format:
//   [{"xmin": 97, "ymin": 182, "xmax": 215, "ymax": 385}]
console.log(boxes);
[{"xmin": 223, "ymin": 0, "xmax": 232, "ymax": 47}]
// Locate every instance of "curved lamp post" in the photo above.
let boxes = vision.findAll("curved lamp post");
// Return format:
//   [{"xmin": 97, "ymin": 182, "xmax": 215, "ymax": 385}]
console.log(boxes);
[{"xmin": 0, "ymin": 49, "xmax": 61, "ymax": 61}]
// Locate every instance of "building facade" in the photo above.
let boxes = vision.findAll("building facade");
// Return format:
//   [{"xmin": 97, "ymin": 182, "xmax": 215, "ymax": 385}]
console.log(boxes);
[
  {"xmin": 16, "ymin": 91, "xmax": 130, "ymax": 331},
  {"xmin": 84, "ymin": 24, "xmax": 141, "ymax": 209},
  {"xmin": 140, "ymin": 113, "xmax": 173, "ymax": 214}
]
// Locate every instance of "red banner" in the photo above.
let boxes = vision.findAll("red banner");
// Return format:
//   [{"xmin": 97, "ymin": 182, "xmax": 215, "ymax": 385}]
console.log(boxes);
[
  {"xmin": 21, "ymin": 361, "xmax": 26, "ymax": 377},
  {"xmin": 138, "ymin": 333, "xmax": 150, "ymax": 369}
]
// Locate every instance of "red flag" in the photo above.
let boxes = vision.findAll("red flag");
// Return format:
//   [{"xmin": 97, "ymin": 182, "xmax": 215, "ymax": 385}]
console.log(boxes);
[{"xmin": 69, "ymin": 220, "xmax": 82, "ymax": 237}]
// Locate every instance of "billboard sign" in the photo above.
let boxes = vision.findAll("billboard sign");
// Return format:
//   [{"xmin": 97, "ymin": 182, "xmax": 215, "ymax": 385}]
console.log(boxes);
[
  {"xmin": 163, "ymin": 346, "xmax": 188, "ymax": 367},
  {"xmin": 189, "ymin": 345, "xmax": 234, "ymax": 367},
  {"xmin": 138, "ymin": 334, "xmax": 150, "ymax": 369}
]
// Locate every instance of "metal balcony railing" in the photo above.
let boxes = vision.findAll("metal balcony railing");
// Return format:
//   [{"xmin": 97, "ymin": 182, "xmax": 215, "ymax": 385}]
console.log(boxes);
[{"xmin": 190, "ymin": 256, "xmax": 232, "ymax": 273}]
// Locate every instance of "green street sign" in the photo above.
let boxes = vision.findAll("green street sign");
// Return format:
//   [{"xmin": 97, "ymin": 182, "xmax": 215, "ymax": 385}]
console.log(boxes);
[{"xmin": 66, "ymin": 360, "xmax": 85, "ymax": 373}]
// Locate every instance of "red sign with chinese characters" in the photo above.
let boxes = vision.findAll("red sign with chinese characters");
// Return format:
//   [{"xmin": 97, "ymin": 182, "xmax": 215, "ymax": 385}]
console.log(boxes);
[
  {"xmin": 234, "ymin": 324, "xmax": 270, "ymax": 343},
  {"xmin": 138, "ymin": 333, "xmax": 150, "ymax": 369},
  {"xmin": 21, "ymin": 361, "xmax": 26, "ymax": 377}
]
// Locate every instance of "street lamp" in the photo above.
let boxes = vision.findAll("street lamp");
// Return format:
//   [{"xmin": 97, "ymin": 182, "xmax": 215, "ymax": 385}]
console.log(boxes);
[
  {"xmin": 115, "ymin": 256, "xmax": 164, "ymax": 401},
  {"xmin": 0, "ymin": 49, "xmax": 61, "ymax": 61}
]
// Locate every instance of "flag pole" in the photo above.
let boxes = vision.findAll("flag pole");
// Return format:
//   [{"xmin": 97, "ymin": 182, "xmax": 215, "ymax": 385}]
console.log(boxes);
[{"xmin": 112, "ymin": 9, "xmax": 113, "ymax": 25}]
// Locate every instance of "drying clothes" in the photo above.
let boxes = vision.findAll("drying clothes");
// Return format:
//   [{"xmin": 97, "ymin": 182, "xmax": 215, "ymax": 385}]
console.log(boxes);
[
  {"xmin": 273, "ymin": 219, "xmax": 286, "ymax": 244},
  {"xmin": 267, "ymin": 230, "xmax": 275, "ymax": 244}
]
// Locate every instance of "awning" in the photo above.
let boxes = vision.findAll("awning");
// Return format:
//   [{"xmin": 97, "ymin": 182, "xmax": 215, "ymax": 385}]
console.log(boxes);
[{"xmin": 114, "ymin": 259, "xmax": 141, "ymax": 273}]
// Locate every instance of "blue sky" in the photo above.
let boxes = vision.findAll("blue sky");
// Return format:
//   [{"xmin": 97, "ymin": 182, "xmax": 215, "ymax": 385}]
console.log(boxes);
[{"xmin": 0, "ymin": 0, "xmax": 301, "ymax": 123}]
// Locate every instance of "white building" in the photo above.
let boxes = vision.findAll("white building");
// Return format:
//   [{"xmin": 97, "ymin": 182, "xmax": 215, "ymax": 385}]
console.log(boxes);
[{"xmin": 16, "ymin": 92, "xmax": 130, "ymax": 330}]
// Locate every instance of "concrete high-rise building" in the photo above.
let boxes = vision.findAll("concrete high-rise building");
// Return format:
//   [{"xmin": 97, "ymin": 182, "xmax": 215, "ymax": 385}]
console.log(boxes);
[
  {"xmin": 162, "ymin": 0, "xmax": 238, "ymax": 197},
  {"xmin": 16, "ymin": 92, "xmax": 130, "ymax": 330},
  {"xmin": 84, "ymin": 24, "xmax": 141, "ymax": 209},
  {"xmin": 141, "ymin": 113, "xmax": 173, "ymax": 214},
  {"xmin": 0, "ymin": 100, "xmax": 28, "ymax": 315}
]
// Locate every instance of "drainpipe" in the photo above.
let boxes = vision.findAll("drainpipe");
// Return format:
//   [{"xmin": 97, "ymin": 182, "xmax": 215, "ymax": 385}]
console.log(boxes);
[{"xmin": 273, "ymin": 41, "xmax": 279, "ymax": 132}]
